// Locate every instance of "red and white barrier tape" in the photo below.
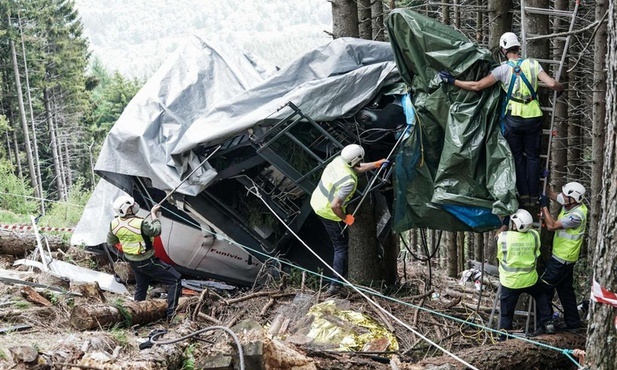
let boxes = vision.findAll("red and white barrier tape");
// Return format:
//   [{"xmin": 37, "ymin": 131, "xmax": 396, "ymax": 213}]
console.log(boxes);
[
  {"xmin": 0, "ymin": 224, "xmax": 73, "ymax": 233},
  {"xmin": 592, "ymin": 279, "xmax": 617, "ymax": 307}
]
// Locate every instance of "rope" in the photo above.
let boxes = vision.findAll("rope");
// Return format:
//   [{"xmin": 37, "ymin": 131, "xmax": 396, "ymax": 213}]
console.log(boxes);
[
  {"xmin": 244, "ymin": 181, "xmax": 480, "ymax": 370},
  {"xmin": 136, "ymin": 192, "xmax": 585, "ymax": 365}
]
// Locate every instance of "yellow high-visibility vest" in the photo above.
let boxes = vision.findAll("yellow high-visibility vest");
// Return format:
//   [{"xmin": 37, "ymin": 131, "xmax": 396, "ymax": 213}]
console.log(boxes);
[
  {"xmin": 310, "ymin": 156, "xmax": 358, "ymax": 221},
  {"xmin": 497, "ymin": 229, "xmax": 540, "ymax": 288},
  {"xmin": 553, "ymin": 203, "xmax": 588, "ymax": 262},
  {"xmin": 110, "ymin": 217, "xmax": 146, "ymax": 255}
]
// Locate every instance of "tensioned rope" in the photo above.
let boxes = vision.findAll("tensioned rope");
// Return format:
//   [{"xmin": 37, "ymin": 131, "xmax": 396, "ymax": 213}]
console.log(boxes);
[{"xmin": 3, "ymin": 189, "xmax": 584, "ymax": 368}]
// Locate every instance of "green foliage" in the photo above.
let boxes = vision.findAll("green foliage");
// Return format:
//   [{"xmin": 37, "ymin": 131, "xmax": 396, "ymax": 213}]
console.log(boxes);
[
  {"xmin": 181, "ymin": 344, "xmax": 197, "ymax": 370},
  {"xmin": 110, "ymin": 326, "xmax": 129, "ymax": 346},
  {"xmin": 0, "ymin": 349, "xmax": 7, "ymax": 360},
  {"xmin": 14, "ymin": 301, "xmax": 31, "ymax": 309},
  {"xmin": 39, "ymin": 179, "xmax": 92, "ymax": 227},
  {"xmin": 0, "ymin": 161, "xmax": 38, "ymax": 214}
]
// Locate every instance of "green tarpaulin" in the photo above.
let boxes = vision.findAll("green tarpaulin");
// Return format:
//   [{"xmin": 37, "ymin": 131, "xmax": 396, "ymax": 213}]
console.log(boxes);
[{"xmin": 387, "ymin": 9, "xmax": 518, "ymax": 232}]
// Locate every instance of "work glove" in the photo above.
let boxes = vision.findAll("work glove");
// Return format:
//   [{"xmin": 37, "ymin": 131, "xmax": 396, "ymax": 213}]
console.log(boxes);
[
  {"xmin": 539, "ymin": 195, "xmax": 549, "ymax": 208},
  {"xmin": 439, "ymin": 71, "xmax": 455, "ymax": 84},
  {"xmin": 374, "ymin": 159, "xmax": 390, "ymax": 169},
  {"xmin": 556, "ymin": 89, "xmax": 564, "ymax": 98},
  {"xmin": 343, "ymin": 214, "xmax": 355, "ymax": 226},
  {"xmin": 541, "ymin": 168, "xmax": 549, "ymax": 179},
  {"xmin": 502, "ymin": 216, "xmax": 510, "ymax": 227},
  {"xmin": 151, "ymin": 204, "xmax": 161, "ymax": 215}
]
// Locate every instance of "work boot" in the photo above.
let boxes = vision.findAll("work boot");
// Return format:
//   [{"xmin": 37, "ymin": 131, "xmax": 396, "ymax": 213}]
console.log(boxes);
[
  {"xmin": 325, "ymin": 285, "xmax": 342, "ymax": 297},
  {"xmin": 545, "ymin": 321, "xmax": 555, "ymax": 334},
  {"xmin": 528, "ymin": 326, "xmax": 547, "ymax": 337}
]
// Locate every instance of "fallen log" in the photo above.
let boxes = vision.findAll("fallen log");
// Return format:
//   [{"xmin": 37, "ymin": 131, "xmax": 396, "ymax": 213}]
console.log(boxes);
[
  {"xmin": 407, "ymin": 332, "xmax": 586, "ymax": 370},
  {"xmin": 69, "ymin": 299, "xmax": 167, "ymax": 330},
  {"xmin": 0, "ymin": 230, "xmax": 68, "ymax": 256}
]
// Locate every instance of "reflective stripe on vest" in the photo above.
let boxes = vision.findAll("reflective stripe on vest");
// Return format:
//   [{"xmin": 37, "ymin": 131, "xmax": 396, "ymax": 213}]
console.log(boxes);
[
  {"xmin": 553, "ymin": 203, "xmax": 588, "ymax": 262},
  {"xmin": 310, "ymin": 156, "xmax": 358, "ymax": 221},
  {"xmin": 501, "ymin": 59, "xmax": 542, "ymax": 118},
  {"xmin": 110, "ymin": 217, "xmax": 147, "ymax": 255},
  {"xmin": 497, "ymin": 229, "xmax": 540, "ymax": 289}
]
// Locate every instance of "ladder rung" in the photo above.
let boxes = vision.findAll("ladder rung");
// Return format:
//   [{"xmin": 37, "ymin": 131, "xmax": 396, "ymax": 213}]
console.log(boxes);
[
  {"xmin": 540, "ymin": 106, "xmax": 554, "ymax": 113},
  {"xmin": 524, "ymin": 7, "xmax": 574, "ymax": 18},
  {"xmin": 542, "ymin": 129, "xmax": 552, "ymax": 135},
  {"xmin": 535, "ymin": 58, "xmax": 563, "ymax": 65},
  {"xmin": 526, "ymin": 35, "xmax": 568, "ymax": 43}
]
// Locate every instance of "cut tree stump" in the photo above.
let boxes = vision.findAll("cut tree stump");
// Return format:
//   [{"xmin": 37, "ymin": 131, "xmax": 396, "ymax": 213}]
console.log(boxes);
[
  {"xmin": 408, "ymin": 333, "xmax": 586, "ymax": 370},
  {"xmin": 69, "ymin": 299, "xmax": 167, "ymax": 330},
  {"xmin": 0, "ymin": 230, "xmax": 68, "ymax": 256}
]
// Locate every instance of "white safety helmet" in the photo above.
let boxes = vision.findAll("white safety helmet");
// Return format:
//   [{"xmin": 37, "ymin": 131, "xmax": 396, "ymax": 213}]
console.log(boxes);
[
  {"xmin": 341, "ymin": 144, "xmax": 365, "ymax": 167},
  {"xmin": 500, "ymin": 32, "xmax": 521, "ymax": 50},
  {"xmin": 113, "ymin": 195, "xmax": 140, "ymax": 217},
  {"xmin": 510, "ymin": 209, "xmax": 533, "ymax": 232},
  {"xmin": 562, "ymin": 182, "xmax": 585, "ymax": 203}
]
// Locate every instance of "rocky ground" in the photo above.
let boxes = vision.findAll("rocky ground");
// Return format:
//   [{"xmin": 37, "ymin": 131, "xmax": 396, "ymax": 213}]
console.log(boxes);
[{"xmin": 0, "ymin": 240, "xmax": 586, "ymax": 370}]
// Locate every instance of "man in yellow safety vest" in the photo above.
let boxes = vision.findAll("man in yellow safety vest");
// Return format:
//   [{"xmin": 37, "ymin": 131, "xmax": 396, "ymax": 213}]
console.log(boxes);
[
  {"xmin": 496, "ymin": 209, "xmax": 553, "ymax": 339},
  {"xmin": 539, "ymin": 181, "xmax": 588, "ymax": 332},
  {"xmin": 310, "ymin": 144, "xmax": 388, "ymax": 296},
  {"xmin": 439, "ymin": 32, "xmax": 564, "ymax": 208},
  {"xmin": 107, "ymin": 196, "xmax": 182, "ymax": 322}
]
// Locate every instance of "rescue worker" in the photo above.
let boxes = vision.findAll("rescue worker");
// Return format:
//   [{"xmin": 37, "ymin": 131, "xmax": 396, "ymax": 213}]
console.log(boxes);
[
  {"xmin": 310, "ymin": 144, "xmax": 388, "ymax": 296},
  {"xmin": 539, "ymin": 181, "xmax": 588, "ymax": 332},
  {"xmin": 107, "ymin": 196, "xmax": 182, "ymax": 322},
  {"xmin": 439, "ymin": 32, "xmax": 564, "ymax": 208},
  {"xmin": 496, "ymin": 209, "xmax": 553, "ymax": 339}
]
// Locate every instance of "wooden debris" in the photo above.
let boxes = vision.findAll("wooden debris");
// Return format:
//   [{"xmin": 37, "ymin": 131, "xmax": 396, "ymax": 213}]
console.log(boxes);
[
  {"xmin": 0, "ymin": 230, "xmax": 68, "ymax": 255},
  {"xmin": 70, "ymin": 281, "xmax": 107, "ymax": 303},
  {"xmin": 20, "ymin": 285, "xmax": 52, "ymax": 306},
  {"xmin": 69, "ymin": 299, "xmax": 167, "ymax": 330}
]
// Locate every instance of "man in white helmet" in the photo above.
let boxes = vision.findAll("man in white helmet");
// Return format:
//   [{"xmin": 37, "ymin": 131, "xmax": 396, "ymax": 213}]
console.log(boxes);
[
  {"xmin": 495, "ymin": 209, "xmax": 553, "ymax": 339},
  {"xmin": 107, "ymin": 196, "xmax": 182, "ymax": 322},
  {"xmin": 439, "ymin": 32, "xmax": 564, "ymax": 208},
  {"xmin": 538, "ymin": 182, "xmax": 588, "ymax": 332},
  {"xmin": 310, "ymin": 144, "xmax": 388, "ymax": 296}
]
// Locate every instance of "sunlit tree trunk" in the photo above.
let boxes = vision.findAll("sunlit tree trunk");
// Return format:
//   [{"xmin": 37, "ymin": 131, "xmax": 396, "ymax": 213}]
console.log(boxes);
[
  {"xmin": 44, "ymin": 88, "xmax": 66, "ymax": 201},
  {"xmin": 446, "ymin": 232, "xmax": 457, "ymax": 278},
  {"xmin": 18, "ymin": 10, "xmax": 44, "ymax": 213},
  {"xmin": 10, "ymin": 38, "xmax": 39, "ymax": 202}
]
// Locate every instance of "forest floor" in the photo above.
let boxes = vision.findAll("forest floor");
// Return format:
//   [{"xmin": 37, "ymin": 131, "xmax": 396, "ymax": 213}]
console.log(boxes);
[{"xmin": 0, "ymin": 244, "xmax": 586, "ymax": 370}]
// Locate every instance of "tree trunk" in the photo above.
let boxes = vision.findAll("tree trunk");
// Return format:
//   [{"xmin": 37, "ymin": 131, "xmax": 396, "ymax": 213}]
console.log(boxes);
[
  {"xmin": 331, "ymin": 0, "xmax": 358, "ymax": 39},
  {"xmin": 44, "ymin": 88, "xmax": 66, "ymax": 201},
  {"xmin": 358, "ymin": 0, "xmax": 371, "ymax": 40},
  {"xmin": 408, "ymin": 333, "xmax": 585, "ymax": 369},
  {"xmin": 18, "ymin": 11, "xmax": 44, "ymax": 214},
  {"xmin": 588, "ymin": 0, "xmax": 608, "ymax": 253},
  {"xmin": 10, "ymin": 38, "xmax": 39, "ymax": 200},
  {"xmin": 446, "ymin": 232, "xmax": 457, "ymax": 278},
  {"xmin": 488, "ymin": 0, "xmax": 512, "ymax": 51},
  {"xmin": 69, "ymin": 299, "xmax": 168, "ymax": 330},
  {"xmin": 371, "ymin": 0, "xmax": 385, "ymax": 41},
  {"xmin": 586, "ymin": 1, "xmax": 617, "ymax": 368},
  {"xmin": 348, "ymin": 199, "xmax": 383, "ymax": 284},
  {"xmin": 0, "ymin": 230, "xmax": 68, "ymax": 255}
]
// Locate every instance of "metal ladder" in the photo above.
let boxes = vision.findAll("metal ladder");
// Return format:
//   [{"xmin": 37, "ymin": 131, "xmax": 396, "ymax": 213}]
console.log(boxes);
[
  {"xmin": 488, "ymin": 284, "xmax": 537, "ymax": 336},
  {"xmin": 519, "ymin": 0, "xmax": 580, "ymax": 197}
]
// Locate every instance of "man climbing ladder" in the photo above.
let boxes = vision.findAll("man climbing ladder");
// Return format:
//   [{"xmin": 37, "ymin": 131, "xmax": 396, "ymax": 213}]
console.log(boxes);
[{"xmin": 439, "ymin": 32, "xmax": 564, "ymax": 208}]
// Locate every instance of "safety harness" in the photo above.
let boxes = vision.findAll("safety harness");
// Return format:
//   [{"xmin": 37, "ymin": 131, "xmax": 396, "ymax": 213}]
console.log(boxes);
[{"xmin": 500, "ymin": 59, "xmax": 538, "ymax": 119}]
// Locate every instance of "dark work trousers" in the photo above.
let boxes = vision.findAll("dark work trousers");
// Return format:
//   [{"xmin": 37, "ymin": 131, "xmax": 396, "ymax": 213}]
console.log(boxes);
[
  {"xmin": 500, "ymin": 283, "xmax": 551, "ymax": 331},
  {"xmin": 128, "ymin": 256, "xmax": 182, "ymax": 319},
  {"xmin": 503, "ymin": 114, "xmax": 543, "ymax": 198},
  {"xmin": 320, "ymin": 217, "xmax": 348, "ymax": 288},
  {"xmin": 540, "ymin": 257, "xmax": 581, "ymax": 328}
]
